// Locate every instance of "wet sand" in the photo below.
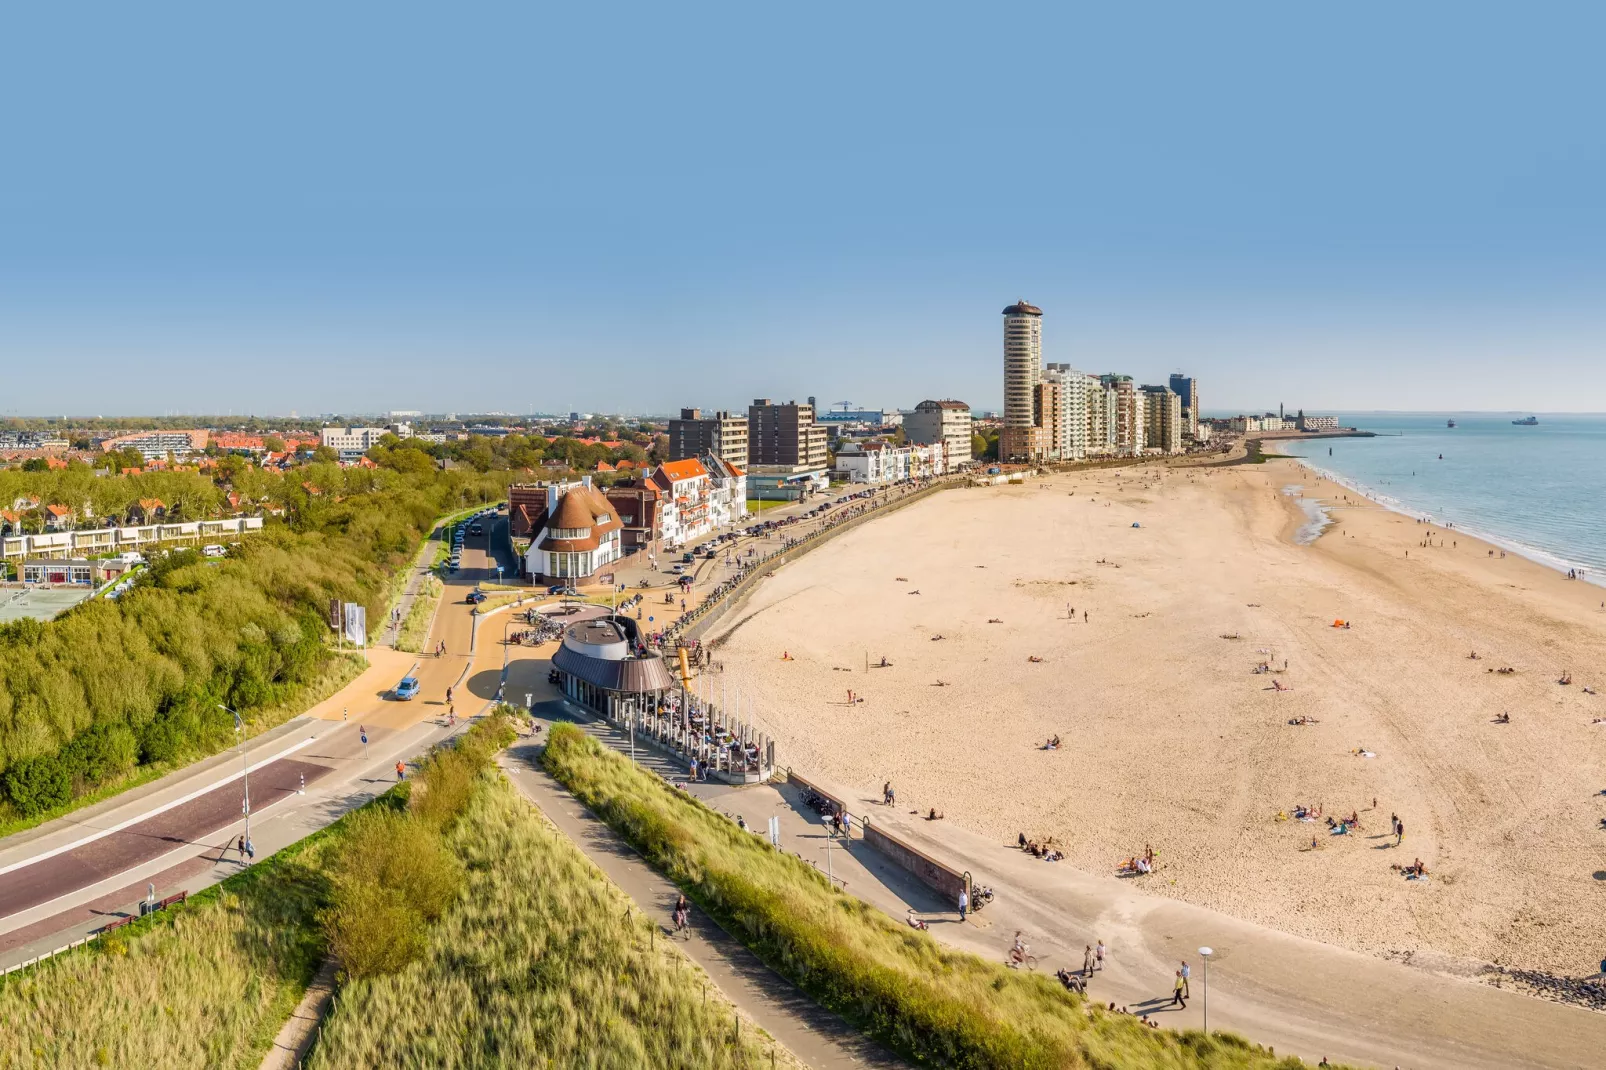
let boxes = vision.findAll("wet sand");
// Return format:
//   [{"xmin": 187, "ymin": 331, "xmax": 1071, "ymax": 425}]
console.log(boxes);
[{"xmin": 708, "ymin": 458, "xmax": 1606, "ymax": 978}]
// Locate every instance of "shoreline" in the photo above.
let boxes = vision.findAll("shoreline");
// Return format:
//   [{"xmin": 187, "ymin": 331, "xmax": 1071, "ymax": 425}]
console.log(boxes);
[{"xmin": 1262, "ymin": 437, "xmax": 1604, "ymax": 586}]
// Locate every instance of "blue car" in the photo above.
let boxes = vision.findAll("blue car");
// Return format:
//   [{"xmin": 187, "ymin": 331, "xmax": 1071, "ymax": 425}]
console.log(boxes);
[
  {"xmin": 467, "ymin": 590, "xmax": 487, "ymax": 604},
  {"xmin": 393, "ymin": 676, "xmax": 420, "ymax": 700}
]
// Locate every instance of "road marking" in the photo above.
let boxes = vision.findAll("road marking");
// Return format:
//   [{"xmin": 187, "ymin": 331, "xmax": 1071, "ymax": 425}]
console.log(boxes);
[{"xmin": 0, "ymin": 731, "xmax": 323, "ymax": 880}]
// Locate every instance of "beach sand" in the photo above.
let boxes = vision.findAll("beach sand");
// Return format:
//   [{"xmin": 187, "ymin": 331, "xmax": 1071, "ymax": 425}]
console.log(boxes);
[{"xmin": 708, "ymin": 457, "xmax": 1606, "ymax": 978}]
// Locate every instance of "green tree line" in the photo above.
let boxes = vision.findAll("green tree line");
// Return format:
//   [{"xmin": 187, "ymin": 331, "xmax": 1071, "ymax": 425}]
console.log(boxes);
[{"xmin": 0, "ymin": 462, "xmax": 508, "ymax": 819}]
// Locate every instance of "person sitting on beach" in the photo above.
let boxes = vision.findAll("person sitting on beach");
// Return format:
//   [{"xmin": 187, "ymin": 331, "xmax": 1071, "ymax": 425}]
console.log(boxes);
[
  {"xmin": 1028, "ymin": 655, "xmax": 1044, "ymax": 663},
  {"xmin": 1494, "ymin": 711, "xmax": 1511, "ymax": 724},
  {"xmin": 879, "ymin": 656, "xmax": 889, "ymax": 667},
  {"xmin": 1135, "ymin": 856, "xmax": 1152, "ymax": 874},
  {"xmin": 1468, "ymin": 651, "xmax": 1481, "ymax": 659},
  {"xmin": 927, "ymin": 807, "xmax": 944, "ymax": 821},
  {"xmin": 1560, "ymin": 672, "xmax": 1573, "ymax": 685},
  {"xmin": 930, "ymin": 634, "xmax": 945, "ymax": 641},
  {"xmin": 988, "ymin": 617, "xmax": 1003, "ymax": 624},
  {"xmin": 906, "ymin": 909, "xmax": 929, "ymax": 931}
]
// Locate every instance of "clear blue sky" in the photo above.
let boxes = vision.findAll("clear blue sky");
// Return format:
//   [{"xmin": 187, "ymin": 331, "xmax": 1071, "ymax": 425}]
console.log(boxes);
[{"xmin": 3, "ymin": 3, "xmax": 1603, "ymax": 417}]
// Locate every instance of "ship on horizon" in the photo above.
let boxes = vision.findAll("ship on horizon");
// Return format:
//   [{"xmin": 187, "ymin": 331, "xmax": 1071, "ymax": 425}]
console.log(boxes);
[
  {"xmin": 1512, "ymin": 415, "xmax": 1539, "ymax": 425},
  {"xmin": 1446, "ymin": 418, "xmax": 1456, "ymax": 428}
]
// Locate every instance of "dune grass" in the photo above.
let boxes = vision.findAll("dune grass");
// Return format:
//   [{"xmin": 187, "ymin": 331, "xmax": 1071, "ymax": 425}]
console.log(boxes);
[
  {"xmin": 542, "ymin": 723, "xmax": 1329, "ymax": 1070},
  {"xmin": 306, "ymin": 773, "xmax": 800, "ymax": 1069},
  {"xmin": 394, "ymin": 575, "xmax": 442, "ymax": 653}
]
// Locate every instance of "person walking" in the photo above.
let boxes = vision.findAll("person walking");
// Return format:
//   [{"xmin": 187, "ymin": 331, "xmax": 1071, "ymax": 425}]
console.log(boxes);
[
  {"xmin": 1180, "ymin": 960, "xmax": 1191, "ymax": 998},
  {"xmin": 958, "ymin": 887, "xmax": 969, "ymax": 922},
  {"xmin": 236, "ymin": 835, "xmax": 246, "ymax": 861},
  {"xmin": 1083, "ymin": 944, "xmax": 1095, "ymax": 975},
  {"xmin": 396, "ymin": 760, "xmax": 406, "ymax": 781},
  {"xmin": 1096, "ymin": 939, "xmax": 1106, "ymax": 971},
  {"xmin": 1396, "ymin": 818, "xmax": 1405, "ymax": 847},
  {"xmin": 1171, "ymin": 970, "xmax": 1187, "ymax": 1008}
]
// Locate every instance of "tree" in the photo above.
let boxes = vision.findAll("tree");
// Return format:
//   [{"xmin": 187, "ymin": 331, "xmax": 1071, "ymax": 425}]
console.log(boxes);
[
  {"xmin": 312, "ymin": 445, "xmax": 340, "ymax": 464},
  {"xmin": 261, "ymin": 436, "xmax": 286, "ymax": 454},
  {"xmin": 971, "ymin": 432, "xmax": 986, "ymax": 459},
  {"xmin": 21, "ymin": 458, "xmax": 48, "ymax": 473}
]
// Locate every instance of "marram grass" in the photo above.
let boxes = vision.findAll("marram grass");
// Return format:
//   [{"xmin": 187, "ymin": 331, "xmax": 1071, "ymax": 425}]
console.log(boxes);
[
  {"xmin": 307, "ymin": 775, "xmax": 800, "ymax": 1069},
  {"xmin": 542, "ymin": 722, "xmax": 1340, "ymax": 1070}
]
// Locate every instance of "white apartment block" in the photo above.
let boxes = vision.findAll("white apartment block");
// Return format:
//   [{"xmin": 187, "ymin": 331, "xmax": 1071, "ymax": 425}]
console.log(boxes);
[
  {"xmin": 1043, "ymin": 365, "xmax": 1092, "ymax": 461},
  {"xmin": 834, "ymin": 441, "xmax": 946, "ymax": 484},
  {"xmin": 320, "ymin": 427, "xmax": 390, "ymax": 456}
]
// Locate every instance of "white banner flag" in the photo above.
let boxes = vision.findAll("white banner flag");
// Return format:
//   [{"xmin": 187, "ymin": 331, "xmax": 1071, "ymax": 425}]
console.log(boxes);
[{"xmin": 343, "ymin": 602, "xmax": 367, "ymax": 647}]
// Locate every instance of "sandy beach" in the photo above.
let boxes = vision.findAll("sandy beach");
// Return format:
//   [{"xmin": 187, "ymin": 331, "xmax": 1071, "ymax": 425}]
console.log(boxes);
[{"xmin": 708, "ymin": 456, "xmax": 1606, "ymax": 979}]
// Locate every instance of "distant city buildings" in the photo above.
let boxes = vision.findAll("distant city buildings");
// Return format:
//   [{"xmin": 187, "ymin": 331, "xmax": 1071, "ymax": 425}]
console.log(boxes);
[{"xmin": 1168, "ymin": 373, "xmax": 1200, "ymax": 439}]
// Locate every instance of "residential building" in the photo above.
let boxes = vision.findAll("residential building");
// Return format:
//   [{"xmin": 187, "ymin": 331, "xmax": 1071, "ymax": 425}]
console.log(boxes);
[
  {"xmin": 603, "ymin": 482, "xmax": 662, "ymax": 553},
  {"xmin": 1298, "ymin": 412, "xmax": 1340, "ymax": 432},
  {"xmin": 1000, "ymin": 300, "xmax": 1047, "ymax": 463},
  {"xmin": 1140, "ymin": 385, "xmax": 1183, "ymax": 454},
  {"xmin": 649, "ymin": 458, "xmax": 715, "ymax": 548},
  {"xmin": 1101, "ymin": 375, "xmax": 1144, "ymax": 456},
  {"xmin": 904, "ymin": 399, "xmax": 973, "ymax": 468},
  {"xmin": 834, "ymin": 441, "xmax": 944, "ymax": 484},
  {"xmin": 100, "ymin": 430, "xmax": 209, "ymax": 460},
  {"xmin": 1086, "ymin": 377, "xmax": 1117, "ymax": 456},
  {"xmin": 319, "ymin": 426, "xmax": 390, "ymax": 459},
  {"xmin": 1260, "ymin": 416, "xmax": 1286, "ymax": 432},
  {"xmin": 668, "ymin": 408, "xmax": 749, "ymax": 466},
  {"xmin": 700, "ymin": 454, "xmax": 748, "ymax": 529},
  {"xmin": 1042, "ymin": 365, "xmax": 1091, "ymax": 461},
  {"xmin": 747, "ymin": 399, "xmax": 828, "ymax": 468},
  {"xmin": 43, "ymin": 504, "xmax": 76, "ymax": 531},
  {"xmin": 1034, "ymin": 379, "xmax": 1064, "ymax": 461},
  {"xmin": 1228, "ymin": 416, "xmax": 1263, "ymax": 433},
  {"xmin": 1168, "ymin": 373, "xmax": 1200, "ymax": 439},
  {"xmin": 522, "ymin": 478, "xmax": 624, "ymax": 584}
]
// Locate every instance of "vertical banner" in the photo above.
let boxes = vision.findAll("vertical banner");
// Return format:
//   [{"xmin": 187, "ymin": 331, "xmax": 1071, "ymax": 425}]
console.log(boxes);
[
  {"xmin": 328, "ymin": 598, "xmax": 342, "ymax": 630},
  {"xmin": 343, "ymin": 602, "xmax": 367, "ymax": 647}
]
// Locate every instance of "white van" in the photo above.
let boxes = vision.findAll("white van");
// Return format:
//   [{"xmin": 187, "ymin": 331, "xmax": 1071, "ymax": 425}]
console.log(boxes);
[
  {"xmin": 117, "ymin": 551, "xmax": 146, "ymax": 565},
  {"xmin": 201, "ymin": 544, "xmax": 226, "ymax": 558}
]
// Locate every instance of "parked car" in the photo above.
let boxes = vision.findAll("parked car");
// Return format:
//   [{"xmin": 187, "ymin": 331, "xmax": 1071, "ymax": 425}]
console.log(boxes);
[
  {"xmin": 682, "ymin": 551, "xmax": 695, "ymax": 563},
  {"xmin": 393, "ymin": 676, "xmax": 420, "ymax": 700},
  {"xmin": 201, "ymin": 544, "xmax": 226, "ymax": 558}
]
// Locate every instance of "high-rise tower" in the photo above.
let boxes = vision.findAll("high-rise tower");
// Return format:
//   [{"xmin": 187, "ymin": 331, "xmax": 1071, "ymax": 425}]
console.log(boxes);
[{"xmin": 1000, "ymin": 299, "xmax": 1046, "ymax": 462}]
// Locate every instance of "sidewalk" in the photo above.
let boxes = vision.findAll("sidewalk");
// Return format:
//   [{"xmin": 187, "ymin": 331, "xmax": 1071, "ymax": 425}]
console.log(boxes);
[
  {"xmin": 535, "ymin": 702, "xmax": 1606, "ymax": 1070},
  {"xmin": 498, "ymin": 740, "xmax": 902, "ymax": 1069}
]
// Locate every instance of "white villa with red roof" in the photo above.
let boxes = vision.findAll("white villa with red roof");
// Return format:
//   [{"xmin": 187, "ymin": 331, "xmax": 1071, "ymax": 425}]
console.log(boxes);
[{"xmin": 522, "ymin": 478, "xmax": 625, "ymax": 584}]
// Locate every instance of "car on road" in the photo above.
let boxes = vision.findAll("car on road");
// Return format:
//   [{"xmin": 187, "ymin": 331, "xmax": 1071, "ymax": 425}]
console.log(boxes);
[
  {"xmin": 547, "ymin": 583, "xmax": 578, "ymax": 595},
  {"xmin": 467, "ymin": 590, "xmax": 487, "ymax": 604},
  {"xmin": 469, "ymin": 523, "xmax": 483, "ymax": 535},
  {"xmin": 393, "ymin": 675, "xmax": 420, "ymax": 700},
  {"xmin": 682, "ymin": 551, "xmax": 695, "ymax": 563}
]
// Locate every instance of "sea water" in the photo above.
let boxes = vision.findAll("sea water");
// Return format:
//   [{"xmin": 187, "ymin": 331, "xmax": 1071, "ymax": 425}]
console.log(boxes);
[{"xmin": 1272, "ymin": 413, "xmax": 1606, "ymax": 581}]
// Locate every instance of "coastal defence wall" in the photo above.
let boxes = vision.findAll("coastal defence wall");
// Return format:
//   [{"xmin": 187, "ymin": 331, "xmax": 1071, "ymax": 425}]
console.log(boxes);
[
  {"xmin": 787, "ymin": 769, "xmax": 969, "ymax": 906},
  {"xmin": 687, "ymin": 479, "xmax": 964, "ymax": 646}
]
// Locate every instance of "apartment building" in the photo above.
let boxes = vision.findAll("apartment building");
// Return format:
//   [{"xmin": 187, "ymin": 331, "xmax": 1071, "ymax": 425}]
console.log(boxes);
[
  {"xmin": 319, "ymin": 426, "xmax": 389, "ymax": 458},
  {"xmin": 100, "ymin": 430, "xmax": 210, "ymax": 460},
  {"xmin": 904, "ymin": 399, "xmax": 973, "ymax": 468},
  {"xmin": 1168, "ymin": 373, "xmax": 1200, "ymax": 439},
  {"xmin": 1000, "ymin": 300, "xmax": 1048, "ymax": 463},
  {"xmin": 1141, "ymin": 385, "xmax": 1183, "ymax": 454},
  {"xmin": 747, "ymin": 399, "xmax": 828, "ymax": 468},
  {"xmin": 649, "ymin": 458, "xmax": 715, "ymax": 548},
  {"xmin": 667, "ymin": 408, "xmax": 749, "ymax": 466}
]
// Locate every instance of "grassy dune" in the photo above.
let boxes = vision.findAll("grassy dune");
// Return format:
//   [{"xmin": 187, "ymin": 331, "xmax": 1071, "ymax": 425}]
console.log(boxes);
[
  {"xmin": 307, "ymin": 774, "xmax": 799, "ymax": 1069},
  {"xmin": 542, "ymin": 723, "xmax": 1329, "ymax": 1070},
  {"xmin": 0, "ymin": 817, "xmax": 334, "ymax": 1070}
]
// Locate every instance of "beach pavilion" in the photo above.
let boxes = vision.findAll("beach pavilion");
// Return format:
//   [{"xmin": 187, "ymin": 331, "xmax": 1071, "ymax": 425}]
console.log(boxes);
[{"xmin": 550, "ymin": 612, "xmax": 676, "ymax": 720}]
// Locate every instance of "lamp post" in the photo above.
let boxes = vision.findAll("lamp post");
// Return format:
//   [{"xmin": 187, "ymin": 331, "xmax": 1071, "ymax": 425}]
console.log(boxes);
[
  {"xmin": 217, "ymin": 705, "xmax": 250, "ymax": 847},
  {"xmin": 1198, "ymin": 946, "xmax": 1213, "ymax": 1034}
]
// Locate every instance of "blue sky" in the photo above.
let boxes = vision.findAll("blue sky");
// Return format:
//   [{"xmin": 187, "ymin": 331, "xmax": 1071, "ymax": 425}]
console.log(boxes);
[{"xmin": 3, "ymin": 3, "xmax": 1603, "ymax": 417}]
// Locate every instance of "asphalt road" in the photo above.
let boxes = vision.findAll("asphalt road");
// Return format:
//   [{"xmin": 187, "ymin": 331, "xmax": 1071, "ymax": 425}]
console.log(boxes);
[{"xmin": 0, "ymin": 756, "xmax": 330, "ymax": 920}]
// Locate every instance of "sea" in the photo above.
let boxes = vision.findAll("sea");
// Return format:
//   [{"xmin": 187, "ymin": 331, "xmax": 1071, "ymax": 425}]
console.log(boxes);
[{"xmin": 1268, "ymin": 413, "xmax": 1606, "ymax": 583}]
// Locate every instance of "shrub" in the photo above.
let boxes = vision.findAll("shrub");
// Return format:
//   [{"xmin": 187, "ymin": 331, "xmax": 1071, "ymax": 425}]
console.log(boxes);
[
  {"xmin": 324, "ymin": 879, "xmax": 428, "ymax": 981},
  {"xmin": 332, "ymin": 808, "xmax": 463, "ymax": 923},
  {"xmin": 4, "ymin": 754, "xmax": 72, "ymax": 815}
]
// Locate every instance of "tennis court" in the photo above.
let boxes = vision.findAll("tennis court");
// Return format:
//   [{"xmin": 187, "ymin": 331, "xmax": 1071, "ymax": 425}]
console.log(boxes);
[{"xmin": 0, "ymin": 585, "xmax": 96, "ymax": 623}]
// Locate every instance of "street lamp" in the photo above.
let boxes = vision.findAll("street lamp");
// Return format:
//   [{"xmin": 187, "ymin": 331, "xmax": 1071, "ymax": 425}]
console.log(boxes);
[
  {"xmin": 1198, "ymin": 946, "xmax": 1213, "ymax": 1033},
  {"xmin": 217, "ymin": 705, "xmax": 251, "ymax": 849}
]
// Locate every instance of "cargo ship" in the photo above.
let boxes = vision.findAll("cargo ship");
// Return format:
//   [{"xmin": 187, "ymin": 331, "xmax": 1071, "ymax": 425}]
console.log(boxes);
[{"xmin": 1512, "ymin": 415, "xmax": 1538, "ymax": 426}]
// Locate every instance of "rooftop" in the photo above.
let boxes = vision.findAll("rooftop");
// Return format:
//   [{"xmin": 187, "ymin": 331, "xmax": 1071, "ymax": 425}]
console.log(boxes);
[{"xmin": 1002, "ymin": 299, "xmax": 1043, "ymax": 316}]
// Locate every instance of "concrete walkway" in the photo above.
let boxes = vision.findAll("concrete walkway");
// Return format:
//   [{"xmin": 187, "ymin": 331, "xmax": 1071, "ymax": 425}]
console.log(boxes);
[
  {"xmin": 531, "ymin": 696, "xmax": 1606, "ymax": 1070},
  {"xmin": 498, "ymin": 740, "xmax": 902, "ymax": 1069}
]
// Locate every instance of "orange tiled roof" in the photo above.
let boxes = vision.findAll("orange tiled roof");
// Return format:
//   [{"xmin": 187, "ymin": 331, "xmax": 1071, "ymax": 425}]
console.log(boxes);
[{"xmin": 655, "ymin": 458, "xmax": 707, "ymax": 483}]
